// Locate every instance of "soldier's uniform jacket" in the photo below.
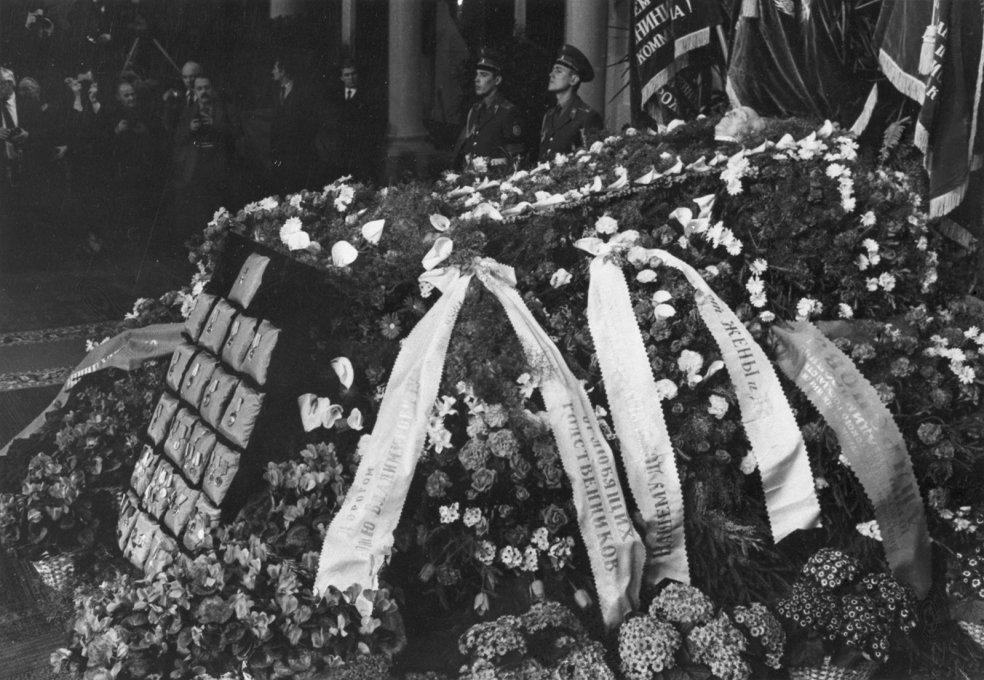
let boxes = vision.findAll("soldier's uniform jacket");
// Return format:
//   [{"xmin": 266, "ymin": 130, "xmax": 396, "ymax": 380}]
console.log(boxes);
[
  {"xmin": 454, "ymin": 91, "xmax": 524, "ymax": 167},
  {"xmin": 538, "ymin": 94, "xmax": 603, "ymax": 161}
]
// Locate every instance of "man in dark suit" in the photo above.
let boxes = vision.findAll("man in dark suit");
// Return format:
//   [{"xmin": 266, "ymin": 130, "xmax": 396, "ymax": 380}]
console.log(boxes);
[
  {"xmin": 162, "ymin": 60, "xmax": 203, "ymax": 140},
  {"xmin": 313, "ymin": 60, "xmax": 381, "ymax": 185},
  {"xmin": 0, "ymin": 66, "xmax": 51, "ymax": 268},
  {"xmin": 453, "ymin": 48, "xmax": 525, "ymax": 172},
  {"xmin": 538, "ymin": 44, "xmax": 604, "ymax": 161},
  {"xmin": 171, "ymin": 74, "xmax": 240, "ymax": 246},
  {"xmin": 270, "ymin": 54, "xmax": 317, "ymax": 195}
]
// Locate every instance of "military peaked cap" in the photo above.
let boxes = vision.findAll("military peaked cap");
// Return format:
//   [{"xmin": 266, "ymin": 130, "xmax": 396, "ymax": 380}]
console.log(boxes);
[{"xmin": 554, "ymin": 44, "xmax": 594, "ymax": 83}]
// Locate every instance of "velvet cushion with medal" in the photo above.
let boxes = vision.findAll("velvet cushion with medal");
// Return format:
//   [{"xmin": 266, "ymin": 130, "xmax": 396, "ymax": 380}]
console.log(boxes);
[
  {"xmin": 240, "ymin": 319, "xmax": 281, "ymax": 386},
  {"xmin": 163, "ymin": 475, "xmax": 201, "ymax": 536},
  {"xmin": 201, "ymin": 442, "xmax": 241, "ymax": 506},
  {"xmin": 180, "ymin": 353, "xmax": 221, "ymax": 410},
  {"xmin": 165, "ymin": 342, "xmax": 198, "ymax": 394},
  {"xmin": 199, "ymin": 368, "xmax": 240, "ymax": 430},
  {"xmin": 221, "ymin": 314, "xmax": 260, "ymax": 372},
  {"xmin": 131, "ymin": 444, "xmax": 159, "ymax": 499},
  {"xmin": 124, "ymin": 511, "xmax": 157, "ymax": 569},
  {"xmin": 183, "ymin": 496, "xmax": 221, "ymax": 552},
  {"xmin": 143, "ymin": 529, "xmax": 179, "ymax": 576},
  {"xmin": 183, "ymin": 419, "xmax": 217, "ymax": 486},
  {"xmin": 117, "ymin": 491, "xmax": 142, "ymax": 546},
  {"xmin": 218, "ymin": 382, "xmax": 265, "ymax": 450},
  {"xmin": 143, "ymin": 460, "xmax": 177, "ymax": 519},
  {"xmin": 146, "ymin": 392, "xmax": 180, "ymax": 445},
  {"xmin": 183, "ymin": 293, "xmax": 219, "ymax": 343},
  {"xmin": 227, "ymin": 253, "xmax": 272, "ymax": 310},
  {"xmin": 163, "ymin": 408, "xmax": 196, "ymax": 468},
  {"xmin": 198, "ymin": 299, "xmax": 239, "ymax": 355}
]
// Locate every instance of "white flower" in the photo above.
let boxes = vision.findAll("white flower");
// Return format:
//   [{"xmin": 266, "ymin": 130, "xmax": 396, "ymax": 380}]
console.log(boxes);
[
  {"xmin": 838, "ymin": 303, "xmax": 854, "ymax": 319},
  {"xmin": 471, "ymin": 156, "xmax": 488, "ymax": 173},
  {"xmin": 439, "ymin": 503, "xmax": 460, "ymax": 524},
  {"xmin": 281, "ymin": 229, "xmax": 311, "ymax": 251},
  {"xmin": 795, "ymin": 297, "xmax": 821, "ymax": 320},
  {"xmin": 707, "ymin": 394, "xmax": 729, "ymax": 419},
  {"xmin": 860, "ymin": 211, "xmax": 876, "ymax": 227},
  {"xmin": 861, "ymin": 238, "xmax": 879, "ymax": 253},
  {"xmin": 655, "ymin": 378, "xmax": 678, "ymax": 400},
  {"xmin": 916, "ymin": 236, "xmax": 928, "ymax": 251},
  {"xmin": 724, "ymin": 237, "xmax": 743, "ymax": 256},
  {"xmin": 759, "ymin": 310, "xmax": 776, "ymax": 322},
  {"xmin": 331, "ymin": 240, "xmax": 359, "ymax": 267},
  {"xmin": 636, "ymin": 269, "xmax": 657, "ymax": 283},
  {"xmin": 749, "ymin": 259, "xmax": 768, "ymax": 276},
  {"xmin": 678, "ymin": 349, "xmax": 704, "ymax": 376},
  {"xmin": 552, "ymin": 153, "xmax": 568, "ymax": 167},
  {"xmin": 595, "ymin": 214, "xmax": 618, "ymax": 234},
  {"xmin": 878, "ymin": 272, "xmax": 896, "ymax": 291},
  {"xmin": 550, "ymin": 268, "xmax": 572, "ymax": 288},
  {"xmin": 522, "ymin": 546, "xmax": 539, "ymax": 572},
  {"xmin": 856, "ymin": 254, "xmax": 870, "ymax": 271},
  {"xmin": 500, "ymin": 545, "xmax": 523, "ymax": 568},
  {"xmin": 280, "ymin": 216, "xmax": 302, "ymax": 235},
  {"xmin": 954, "ymin": 364, "xmax": 976, "ymax": 384},
  {"xmin": 333, "ymin": 185, "xmax": 355, "ymax": 212},
  {"xmin": 588, "ymin": 140, "xmax": 605, "ymax": 154},
  {"xmin": 866, "ymin": 277, "xmax": 879, "ymax": 292},
  {"xmin": 517, "ymin": 372, "xmax": 539, "ymax": 399},
  {"xmin": 739, "ymin": 453, "xmax": 757, "ymax": 475},
  {"xmin": 653, "ymin": 303, "xmax": 676, "ymax": 319},
  {"xmin": 749, "ymin": 290, "xmax": 767, "ymax": 308},
  {"xmin": 964, "ymin": 326, "xmax": 981, "ymax": 341},
  {"xmin": 463, "ymin": 508, "xmax": 483, "ymax": 528},
  {"xmin": 856, "ymin": 520, "xmax": 883, "ymax": 542},
  {"xmin": 346, "ymin": 408, "xmax": 364, "ymax": 431},
  {"xmin": 826, "ymin": 163, "xmax": 847, "ymax": 178},
  {"xmin": 531, "ymin": 527, "xmax": 550, "ymax": 551},
  {"xmin": 746, "ymin": 276, "xmax": 765, "ymax": 296},
  {"xmin": 475, "ymin": 540, "xmax": 496, "ymax": 565},
  {"xmin": 258, "ymin": 196, "xmax": 279, "ymax": 211},
  {"xmin": 652, "ymin": 289, "xmax": 672, "ymax": 304},
  {"xmin": 289, "ymin": 193, "xmax": 303, "ymax": 208}
]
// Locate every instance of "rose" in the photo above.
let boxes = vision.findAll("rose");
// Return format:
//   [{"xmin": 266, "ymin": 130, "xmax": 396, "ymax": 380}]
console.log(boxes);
[
  {"xmin": 425, "ymin": 471, "xmax": 452, "ymax": 498},
  {"xmin": 540, "ymin": 464, "xmax": 565, "ymax": 489},
  {"xmin": 458, "ymin": 440, "xmax": 489, "ymax": 471},
  {"xmin": 488, "ymin": 430, "xmax": 519, "ymax": 459},
  {"xmin": 541, "ymin": 504, "xmax": 569, "ymax": 533},
  {"xmin": 510, "ymin": 455, "xmax": 532, "ymax": 482},
  {"xmin": 471, "ymin": 468, "xmax": 496, "ymax": 493}
]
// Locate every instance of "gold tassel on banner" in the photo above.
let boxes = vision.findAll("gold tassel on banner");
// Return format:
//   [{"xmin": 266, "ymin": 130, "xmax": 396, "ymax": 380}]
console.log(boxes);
[
  {"xmin": 741, "ymin": 0, "xmax": 760, "ymax": 18},
  {"xmin": 919, "ymin": 0, "xmax": 942, "ymax": 76}
]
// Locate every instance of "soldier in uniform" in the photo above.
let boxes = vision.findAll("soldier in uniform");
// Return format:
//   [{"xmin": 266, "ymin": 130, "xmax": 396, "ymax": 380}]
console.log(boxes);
[
  {"xmin": 538, "ymin": 44, "xmax": 603, "ymax": 161},
  {"xmin": 454, "ymin": 48, "xmax": 525, "ymax": 171}
]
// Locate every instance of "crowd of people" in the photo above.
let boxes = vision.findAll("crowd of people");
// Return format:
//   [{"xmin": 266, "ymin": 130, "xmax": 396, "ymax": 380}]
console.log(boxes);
[
  {"xmin": 0, "ymin": 5, "xmax": 607, "ymax": 273},
  {"xmin": 0, "ymin": 48, "xmax": 387, "ymax": 271}
]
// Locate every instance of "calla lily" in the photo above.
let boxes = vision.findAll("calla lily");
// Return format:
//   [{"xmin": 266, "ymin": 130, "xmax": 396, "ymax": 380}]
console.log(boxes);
[
  {"xmin": 666, "ymin": 118, "xmax": 685, "ymax": 131},
  {"xmin": 346, "ymin": 408, "xmax": 364, "ymax": 431},
  {"xmin": 550, "ymin": 268, "xmax": 572, "ymax": 288},
  {"xmin": 418, "ymin": 266, "xmax": 460, "ymax": 294},
  {"xmin": 446, "ymin": 185, "xmax": 475, "ymax": 198},
  {"xmin": 668, "ymin": 207, "xmax": 693, "ymax": 226},
  {"xmin": 360, "ymin": 219, "xmax": 385, "ymax": 245},
  {"xmin": 475, "ymin": 177, "xmax": 500, "ymax": 191},
  {"xmin": 331, "ymin": 240, "xmax": 359, "ymax": 267},
  {"xmin": 747, "ymin": 140, "xmax": 772, "ymax": 155},
  {"xmin": 575, "ymin": 237, "xmax": 609, "ymax": 257},
  {"xmin": 502, "ymin": 201, "xmax": 531, "ymax": 216},
  {"xmin": 429, "ymin": 214, "xmax": 450, "ymax": 231},
  {"xmin": 653, "ymin": 289, "xmax": 672, "ymax": 304},
  {"xmin": 282, "ymin": 229, "xmax": 311, "ymax": 251},
  {"xmin": 472, "ymin": 202, "xmax": 503, "ymax": 222},
  {"xmin": 634, "ymin": 167, "xmax": 658, "ymax": 185},
  {"xmin": 686, "ymin": 156, "xmax": 710, "ymax": 172},
  {"xmin": 331, "ymin": 357, "xmax": 354, "ymax": 389},
  {"xmin": 636, "ymin": 269, "xmax": 657, "ymax": 283},
  {"xmin": 422, "ymin": 237, "xmax": 453, "ymax": 270},
  {"xmin": 817, "ymin": 119, "xmax": 834, "ymax": 138},
  {"xmin": 607, "ymin": 173, "xmax": 629, "ymax": 190},
  {"xmin": 692, "ymin": 194, "xmax": 716, "ymax": 217},
  {"xmin": 775, "ymin": 133, "xmax": 797, "ymax": 150},
  {"xmin": 653, "ymin": 303, "xmax": 676, "ymax": 319},
  {"xmin": 663, "ymin": 157, "xmax": 684, "ymax": 174}
]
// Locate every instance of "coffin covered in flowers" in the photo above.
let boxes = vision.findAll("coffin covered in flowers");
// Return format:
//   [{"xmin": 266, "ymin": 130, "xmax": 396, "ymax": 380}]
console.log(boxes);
[{"xmin": 45, "ymin": 117, "xmax": 984, "ymax": 679}]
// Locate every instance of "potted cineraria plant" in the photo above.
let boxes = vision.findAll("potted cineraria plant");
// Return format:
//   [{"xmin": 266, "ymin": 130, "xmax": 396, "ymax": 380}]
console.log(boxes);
[
  {"xmin": 617, "ymin": 582, "xmax": 785, "ymax": 680},
  {"xmin": 776, "ymin": 548, "xmax": 918, "ymax": 680}
]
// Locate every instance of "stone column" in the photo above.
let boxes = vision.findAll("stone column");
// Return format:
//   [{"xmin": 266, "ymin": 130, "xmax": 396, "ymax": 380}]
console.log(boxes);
[
  {"xmin": 564, "ymin": 0, "xmax": 608, "ymax": 115},
  {"xmin": 270, "ymin": 0, "xmax": 305, "ymax": 19},
  {"xmin": 514, "ymin": 0, "xmax": 527, "ymax": 33},
  {"xmin": 603, "ymin": 0, "xmax": 632, "ymax": 132},
  {"xmin": 386, "ymin": 0, "xmax": 434, "ymax": 179},
  {"xmin": 341, "ymin": 0, "xmax": 356, "ymax": 51}
]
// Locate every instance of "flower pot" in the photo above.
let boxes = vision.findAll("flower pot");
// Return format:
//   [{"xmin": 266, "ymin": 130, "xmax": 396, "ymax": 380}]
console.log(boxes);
[
  {"xmin": 31, "ymin": 552, "xmax": 75, "ymax": 591},
  {"xmin": 789, "ymin": 657, "xmax": 879, "ymax": 680}
]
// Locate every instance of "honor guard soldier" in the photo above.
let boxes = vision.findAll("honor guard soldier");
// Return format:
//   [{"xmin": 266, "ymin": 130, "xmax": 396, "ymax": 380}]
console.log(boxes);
[
  {"xmin": 454, "ymin": 48, "xmax": 525, "ymax": 171},
  {"xmin": 539, "ymin": 44, "xmax": 603, "ymax": 161}
]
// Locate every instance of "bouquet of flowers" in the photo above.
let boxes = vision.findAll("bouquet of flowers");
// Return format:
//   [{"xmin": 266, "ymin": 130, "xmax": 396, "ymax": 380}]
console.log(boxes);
[
  {"xmin": 617, "ymin": 582, "xmax": 784, "ymax": 680},
  {"xmin": 776, "ymin": 548, "xmax": 917, "ymax": 679}
]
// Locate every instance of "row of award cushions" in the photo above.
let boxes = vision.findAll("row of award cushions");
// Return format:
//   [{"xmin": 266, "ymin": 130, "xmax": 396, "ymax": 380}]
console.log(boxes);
[{"xmin": 184, "ymin": 294, "xmax": 282, "ymax": 388}]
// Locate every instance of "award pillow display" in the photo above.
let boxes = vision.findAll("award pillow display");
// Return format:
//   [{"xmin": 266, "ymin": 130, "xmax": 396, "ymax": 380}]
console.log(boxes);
[
  {"xmin": 240, "ymin": 319, "xmax": 281, "ymax": 386},
  {"xmin": 146, "ymin": 392, "xmax": 180, "ymax": 445},
  {"xmin": 200, "ymin": 369, "xmax": 240, "ymax": 429},
  {"xmin": 201, "ymin": 442, "xmax": 241, "ymax": 506},
  {"xmin": 183, "ymin": 496, "xmax": 221, "ymax": 552},
  {"xmin": 183, "ymin": 293, "xmax": 219, "ymax": 343},
  {"xmin": 143, "ymin": 530, "xmax": 179, "ymax": 575},
  {"xmin": 180, "ymin": 353, "xmax": 221, "ymax": 410},
  {"xmin": 165, "ymin": 342, "xmax": 198, "ymax": 394},
  {"xmin": 227, "ymin": 253, "xmax": 271, "ymax": 309},
  {"xmin": 131, "ymin": 445, "xmax": 159, "ymax": 499},
  {"xmin": 183, "ymin": 420, "xmax": 217, "ymax": 485},
  {"xmin": 221, "ymin": 314, "xmax": 260, "ymax": 372},
  {"xmin": 117, "ymin": 491, "xmax": 141, "ymax": 546},
  {"xmin": 218, "ymin": 382, "xmax": 265, "ymax": 449},
  {"xmin": 143, "ymin": 460, "xmax": 177, "ymax": 519},
  {"xmin": 123, "ymin": 511, "xmax": 156, "ymax": 568},
  {"xmin": 163, "ymin": 475, "xmax": 200, "ymax": 536},
  {"xmin": 198, "ymin": 299, "xmax": 238, "ymax": 355},
  {"xmin": 163, "ymin": 408, "xmax": 196, "ymax": 467}
]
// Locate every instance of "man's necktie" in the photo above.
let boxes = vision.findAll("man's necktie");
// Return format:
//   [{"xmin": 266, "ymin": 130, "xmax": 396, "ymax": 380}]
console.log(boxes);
[{"xmin": 345, "ymin": 89, "xmax": 354, "ymax": 101}]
